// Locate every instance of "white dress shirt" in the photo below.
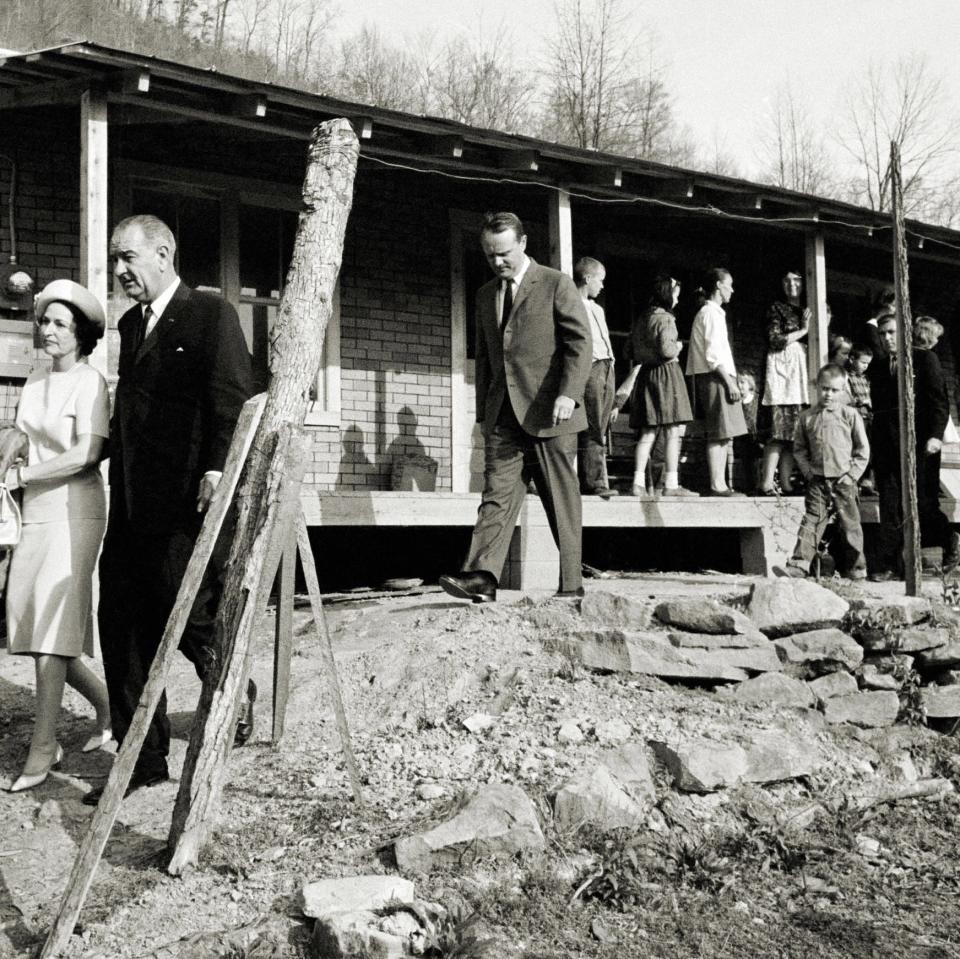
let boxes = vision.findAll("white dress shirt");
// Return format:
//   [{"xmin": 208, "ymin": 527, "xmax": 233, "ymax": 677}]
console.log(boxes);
[
  {"xmin": 498, "ymin": 256, "xmax": 530, "ymax": 324},
  {"xmin": 685, "ymin": 299, "xmax": 737, "ymax": 376},
  {"xmin": 583, "ymin": 297, "xmax": 613, "ymax": 361},
  {"xmin": 143, "ymin": 276, "xmax": 181, "ymax": 337}
]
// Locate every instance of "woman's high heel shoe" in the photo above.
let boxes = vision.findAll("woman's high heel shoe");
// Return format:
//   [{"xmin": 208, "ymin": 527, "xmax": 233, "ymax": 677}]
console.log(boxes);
[
  {"xmin": 81, "ymin": 727, "xmax": 114, "ymax": 753},
  {"xmin": 9, "ymin": 743, "xmax": 63, "ymax": 793}
]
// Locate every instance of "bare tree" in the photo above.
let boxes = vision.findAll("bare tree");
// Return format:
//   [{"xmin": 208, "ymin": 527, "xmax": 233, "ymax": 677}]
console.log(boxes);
[
  {"xmin": 541, "ymin": 0, "xmax": 687, "ymax": 161},
  {"xmin": 329, "ymin": 25, "xmax": 420, "ymax": 112},
  {"xmin": 432, "ymin": 28, "xmax": 534, "ymax": 131},
  {"xmin": 757, "ymin": 83, "xmax": 835, "ymax": 196},
  {"xmin": 837, "ymin": 55, "xmax": 958, "ymax": 214}
]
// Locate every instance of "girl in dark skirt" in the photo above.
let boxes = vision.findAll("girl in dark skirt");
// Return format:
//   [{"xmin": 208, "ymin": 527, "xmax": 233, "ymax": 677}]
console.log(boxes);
[{"xmin": 629, "ymin": 274, "xmax": 696, "ymax": 497}]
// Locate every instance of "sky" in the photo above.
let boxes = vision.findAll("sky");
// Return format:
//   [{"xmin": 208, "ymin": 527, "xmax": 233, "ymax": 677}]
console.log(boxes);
[{"xmin": 336, "ymin": 0, "xmax": 960, "ymax": 178}]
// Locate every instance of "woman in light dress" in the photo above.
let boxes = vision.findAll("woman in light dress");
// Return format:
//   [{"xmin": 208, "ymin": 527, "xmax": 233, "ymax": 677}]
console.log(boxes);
[
  {"xmin": 685, "ymin": 268, "xmax": 747, "ymax": 496},
  {"xmin": 5, "ymin": 280, "xmax": 112, "ymax": 792}
]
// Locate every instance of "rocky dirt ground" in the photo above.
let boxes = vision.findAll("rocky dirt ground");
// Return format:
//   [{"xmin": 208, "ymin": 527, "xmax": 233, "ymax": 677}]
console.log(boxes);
[{"xmin": 1, "ymin": 572, "xmax": 959, "ymax": 959}]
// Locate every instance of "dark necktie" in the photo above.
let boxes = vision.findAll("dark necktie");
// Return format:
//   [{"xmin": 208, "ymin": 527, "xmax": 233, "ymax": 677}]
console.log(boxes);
[
  {"xmin": 500, "ymin": 280, "xmax": 513, "ymax": 330},
  {"xmin": 889, "ymin": 354, "xmax": 897, "ymax": 375},
  {"xmin": 134, "ymin": 305, "xmax": 154, "ymax": 353}
]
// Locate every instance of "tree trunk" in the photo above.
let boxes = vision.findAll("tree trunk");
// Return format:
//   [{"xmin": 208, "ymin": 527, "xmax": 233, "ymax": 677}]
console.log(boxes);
[{"xmin": 166, "ymin": 117, "xmax": 359, "ymax": 874}]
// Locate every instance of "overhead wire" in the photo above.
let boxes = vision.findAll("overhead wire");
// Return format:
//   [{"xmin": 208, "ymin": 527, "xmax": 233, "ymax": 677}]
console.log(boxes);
[{"xmin": 360, "ymin": 152, "xmax": 957, "ymax": 258}]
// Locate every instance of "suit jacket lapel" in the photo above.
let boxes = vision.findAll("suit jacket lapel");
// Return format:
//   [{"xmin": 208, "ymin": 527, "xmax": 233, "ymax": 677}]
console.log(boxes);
[
  {"xmin": 135, "ymin": 282, "xmax": 190, "ymax": 365},
  {"xmin": 509, "ymin": 259, "xmax": 539, "ymax": 326}
]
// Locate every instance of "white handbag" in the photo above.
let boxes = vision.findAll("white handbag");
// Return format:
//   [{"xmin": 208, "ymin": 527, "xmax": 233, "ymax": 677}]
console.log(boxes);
[{"xmin": 0, "ymin": 483, "xmax": 22, "ymax": 548}]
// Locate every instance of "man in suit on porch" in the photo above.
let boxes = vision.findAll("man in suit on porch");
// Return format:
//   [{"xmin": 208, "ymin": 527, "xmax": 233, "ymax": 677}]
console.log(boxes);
[
  {"xmin": 440, "ymin": 211, "xmax": 593, "ymax": 602},
  {"xmin": 84, "ymin": 214, "xmax": 254, "ymax": 804}
]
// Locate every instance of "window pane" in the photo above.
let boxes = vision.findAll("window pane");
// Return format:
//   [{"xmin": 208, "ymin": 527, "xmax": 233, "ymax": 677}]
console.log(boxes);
[
  {"xmin": 240, "ymin": 206, "xmax": 283, "ymax": 298},
  {"xmin": 237, "ymin": 301, "xmax": 275, "ymax": 394}
]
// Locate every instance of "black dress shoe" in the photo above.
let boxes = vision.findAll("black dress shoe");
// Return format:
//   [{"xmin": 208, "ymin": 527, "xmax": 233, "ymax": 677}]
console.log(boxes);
[
  {"xmin": 555, "ymin": 586, "xmax": 585, "ymax": 598},
  {"xmin": 234, "ymin": 678, "xmax": 257, "ymax": 747},
  {"xmin": 82, "ymin": 767, "xmax": 169, "ymax": 806},
  {"xmin": 438, "ymin": 570, "xmax": 497, "ymax": 603}
]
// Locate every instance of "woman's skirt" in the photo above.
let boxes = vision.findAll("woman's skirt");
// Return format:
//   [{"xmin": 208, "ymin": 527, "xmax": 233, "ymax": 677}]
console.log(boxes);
[
  {"xmin": 694, "ymin": 372, "xmax": 748, "ymax": 441},
  {"xmin": 629, "ymin": 360, "xmax": 693, "ymax": 429},
  {"xmin": 761, "ymin": 404, "xmax": 803, "ymax": 443},
  {"xmin": 6, "ymin": 516, "xmax": 106, "ymax": 657}
]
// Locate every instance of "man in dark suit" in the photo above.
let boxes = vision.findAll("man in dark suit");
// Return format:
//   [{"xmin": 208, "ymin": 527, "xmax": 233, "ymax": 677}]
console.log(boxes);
[
  {"xmin": 868, "ymin": 312, "xmax": 958, "ymax": 580},
  {"xmin": 85, "ymin": 215, "xmax": 254, "ymax": 804},
  {"xmin": 440, "ymin": 211, "xmax": 592, "ymax": 602}
]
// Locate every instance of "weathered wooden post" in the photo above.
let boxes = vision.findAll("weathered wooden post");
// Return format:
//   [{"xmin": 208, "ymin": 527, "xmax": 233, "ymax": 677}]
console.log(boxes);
[
  {"xmin": 891, "ymin": 141, "xmax": 922, "ymax": 595},
  {"xmin": 167, "ymin": 117, "xmax": 359, "ymax": 875}
]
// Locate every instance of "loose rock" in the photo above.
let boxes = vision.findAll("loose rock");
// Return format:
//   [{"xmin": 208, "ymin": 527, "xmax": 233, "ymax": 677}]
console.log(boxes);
[
  {"xmin": 669, "ymin": 630, "xmax": 769, "ymax": 649},
  {"xmin": 916, "ymin": 642, "xmax": 960, "ymax": 671},
  {"xmin": 557, "ymin": 720, "xmax": 584, "ymax": 744},
  {"xmin": 808, "ymin": 671, "xmax": 858, "ymax": 702},
  {"xmin": 922, "ymin": 685, "xmax": 960, "ymax": 718},
  {"xmin": 857, "ymin": 664, "xmax": 901, "ymax": 692},
  {"xmin": 748, "ymin": 580, "xmax": 849, "ymax": 637},
  {"xmin": 846, "ymin": 596, "xmax": 932, "ymax": 628},
  {"xmin": 741, "ymin": 730, "xmax": 822, "ymax": 783},
  {"xmin": 580, "ymin": 591, "xmax": 652, "ymax": 630},
  {"xmin": 594, "ymin": 717, "xmax": 632, "ymax": 745},
  {"xmin": 654, "ymin": 599, "xmax": 762, "ymax": 637},
  {"xmin": 566, "ymin": 630, "xmax": 749, "ymax": 682},
  {"xmin": 300, "ymin": 875, "xmax": 415, "ymax": 920},
  {"xmin": 822, "ymin": 691, "xmax": 899, "ymax": 728},
  {"xmin": 554, "ymin": 765, "xmax": 647, "ymax": 830},
  {"xmin": 719, "ymin": 672, "xmax": 816, "ymax": 708},
  {"xmin": 599, "ymin": 742, "xmax": 657, "ymax": 804},
  {"xmin": 855, "ymin": 626, "xmax": 950, "ymax": 654},
  {"xmin": 650, "ymin": 738, "xmax": 748, "ymax": 793},
  {"xmin": 775, "ymin": 628, "xmax": 864, "ymax": 675},
  {"xmin": 415, "ymin": 783, "xmax": 446, "ymax": 801},
  {"xmin": 394, "ymin": 784, "xmax": 545, "ymax": 873}
]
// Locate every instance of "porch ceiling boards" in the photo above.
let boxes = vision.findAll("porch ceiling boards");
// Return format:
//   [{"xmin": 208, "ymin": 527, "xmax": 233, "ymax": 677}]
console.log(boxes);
[{"xmin": 3, "ymin": 42, "xmax": 960, "ymax": 259}]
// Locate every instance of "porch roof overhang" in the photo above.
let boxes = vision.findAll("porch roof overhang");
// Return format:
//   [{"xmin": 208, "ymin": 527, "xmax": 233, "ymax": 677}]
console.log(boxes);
[{"xmin": 1, "ymin": 40, "xmax": 960, "ymax": 260}]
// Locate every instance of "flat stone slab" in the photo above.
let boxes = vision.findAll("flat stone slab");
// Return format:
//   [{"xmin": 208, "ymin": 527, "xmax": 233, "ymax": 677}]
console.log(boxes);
[
  {"xmin": 855, "ymin": 627, "xmax": 950, "ymax": 654},
  {"xmin": 822, "ymin": 691, "xmax": 900, "ymax": 728},
  {"xmin": 650, "ymin": 730, "xmax": 820, "ymax": 793},
  {"xmin": 669, "ymin": 630, "xmax": 769, "ymax": 649},
  {"xmin": 580, "ymin": 590, "xmax": 652, "ymax": 630},
  {"xmin": 654, "ymin": 599, "xmax": 762, "ymax": 636},
  {"xmin": 566, "ymin": 630, "xmax": 748, "ymax": 682},
  {"xmin": 808, "ymin": 671, "xmax": 858, "ymax": 702},
  {"xmin": 394, "ymin": 784, "xmax": 545, "ymax": 873},
  {"xmin": 313, "ymin": 910, "xmax": 413, "ymax": 959},
  {"xmin": 916, "ymin": 642, "xmax": 960, "ymax": 670},
  {"xmin": 922, "ymin": 685, "xmax": 960, "ymax": 718},
  {"xmin": 719, "ymin": 672, "xmax": 815, "ymax": 708},
  {"xmin": 300, "ymin": 876, "xmax": 415, "ymax": 919},
  {"xmin": 775, "ymin": 628, "xmax": 864, "ymax": 673},
  {"xmin": 748, "ymin": 580, "xmax": 849, "ymax": 638},
  {"xmin": 554, "ymin": 765, "xmax": 648, "ymax": 830},
  {"xmin": 847, "ymin": 596, "xmax": 932, "ymax": 628}
]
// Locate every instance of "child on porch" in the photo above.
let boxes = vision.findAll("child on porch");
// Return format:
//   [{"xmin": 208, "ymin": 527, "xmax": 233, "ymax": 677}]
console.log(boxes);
[
  {"xmin": 734, "ymin": 372, "xmax": 761, "ymax": 492},
  {"xmin": 776, "ymin": 363, "xmax": 870, "ymax": 580},
  {"xmin": 845, "ymin": 345, "xmax": 875, "ymax": 494}
]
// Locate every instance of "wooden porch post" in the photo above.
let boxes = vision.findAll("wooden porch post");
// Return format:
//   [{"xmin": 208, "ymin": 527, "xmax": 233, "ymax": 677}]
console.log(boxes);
[
  {"xmin": 804, "ymin": 231, "xmax": 828, "ymax": 390},
  {"xmin": 547, "ymin": 188, "xmax": 573, "ymax": 276},
  {"xmin": 80, "ymin": 89, "xmax": 109, "ymax": 376}
]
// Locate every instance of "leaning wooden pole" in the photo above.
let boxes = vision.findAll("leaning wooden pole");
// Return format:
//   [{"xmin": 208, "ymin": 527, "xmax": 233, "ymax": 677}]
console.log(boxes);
[
  {"xmin": 891, "ymin": 141, "xmax": 922, "ymax": 595},
  {"xmin": 39, "ymin": 393, "xmax": 266, "ymax": 959},
  {"xmin": 167, "ymin": 118, "xmax": 359, "ymax": 874}
]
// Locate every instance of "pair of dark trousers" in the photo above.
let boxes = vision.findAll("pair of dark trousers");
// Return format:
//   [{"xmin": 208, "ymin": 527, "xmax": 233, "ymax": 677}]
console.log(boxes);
[
  {"xmin": 577, "ymin": 359, "xmax": 615, "ymax": 492},
  {"xmin": 787, "ymin": 476, "xmax": 866, "ymax": 575},
  {"xmin": 875, "ymin": 449, "xmax": 951, "ymax": 572},
  {"xmin": 98, "ymin": 510, "xmax": 230, "ymax": 778},
  {"xmin": 465, "ymin": 401, "xmax": 582, "ymax": 591}
]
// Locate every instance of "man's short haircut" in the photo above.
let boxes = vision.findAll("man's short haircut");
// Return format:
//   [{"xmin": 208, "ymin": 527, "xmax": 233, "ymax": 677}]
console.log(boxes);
[
  {"xmin": 574, "ymin": 256, "xmax": 604, "ymax": 286},
  {"xmin": 872, "ymin": 286, "xmax": 896, "ymax": 314},
  {"xmin": 851, "ymin": 344, "xmax": 874, "ymax": 359},
  {"xmin": 481, "ymin": 211, "xmax": 525, "ymax": 242},
  {"xmin": 877, "ymin": 313, "xmax": 897, "ymax": 330},
  {"xmin": 112, "ymin": 214, "xmax": 177, "ymax": 257},
  {"xmin": 818, "ymin": 362, "xmax": 848, "ymax": 383}
]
